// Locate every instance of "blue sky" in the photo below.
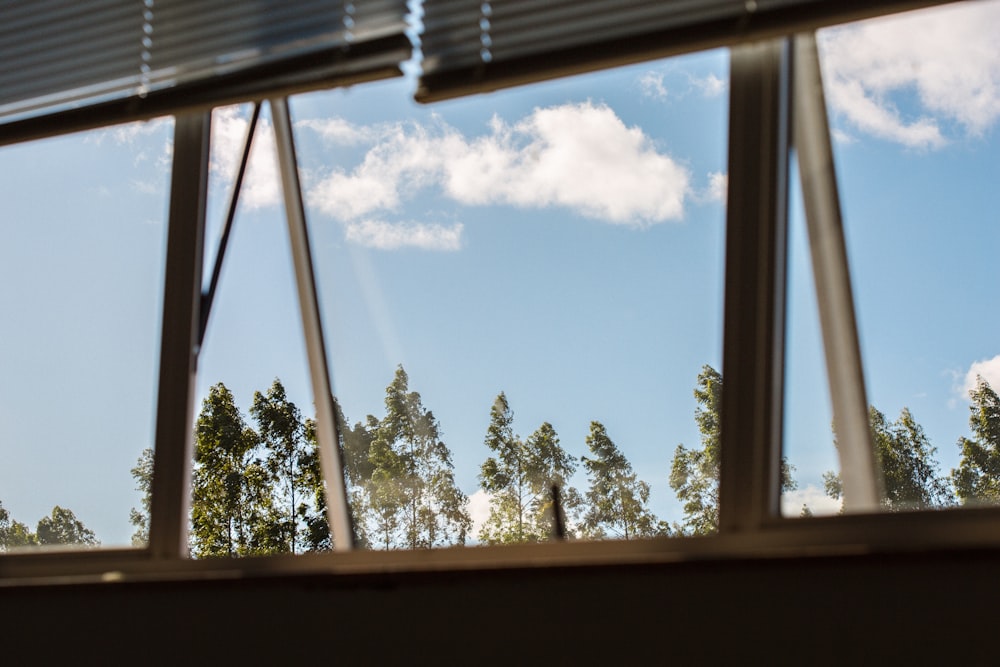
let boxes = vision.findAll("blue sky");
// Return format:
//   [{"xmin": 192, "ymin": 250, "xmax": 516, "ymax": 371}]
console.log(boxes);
[{"xmin": 1, "ymin": 1, "xmax": 998, "ymax": 546}]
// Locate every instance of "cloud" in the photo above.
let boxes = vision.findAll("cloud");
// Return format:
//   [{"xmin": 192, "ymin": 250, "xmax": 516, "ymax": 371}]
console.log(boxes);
[
  {"xmin": 210, "ymin": 106, "xmax": 280, "ymax": 210},
  {"xmin": 820, "ymin": 1, "xmax": 1000, "ymax": 148},
  {"xmin": 692, "ymin": 73, "xmax": 726, "ymax": 98},
  {"xmin": 85, "ymin": 116, "xmax": 172, "ymax": 146},
  {"xmin": 638, "ymin": 71, "xmax": 669, "ymax": 100},
  {"xmin": 703, "ymin": 171, "xmax": 727, "ymax": 204},
  {"xmin": 344, "ymin": 219, "xmax": 463, "ymax": 251},
  {"xmin": 467, "ymin": 489, "xmax": 492, "ymax": 538},
  {"xmin": 781, "ymin": 484, "xmax": 842, "ymax": 517},
  {"xmin": 961, "ymin": 354, "xmax": 1000, "ymax": 398},
  {"xmin": 639, "ymin": 70, "xmax": 726, "ymax": 101},
  {"xmin": 306, "ymin": 101, "xmax": 691, "ymax": 227},
  {"xmin": 298, "ymin": 117, "xmax": 381, "ymax": 145}
]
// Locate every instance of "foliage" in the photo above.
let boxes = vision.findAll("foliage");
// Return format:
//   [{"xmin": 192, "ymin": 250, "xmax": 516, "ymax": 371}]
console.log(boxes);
[
  {"xmin": 129, "ymin": 447, "xmax": 154, "ymax": 546},
  {"xmin": 0, "ymin": 501, "xmax": 38, "ymax": 550},
  {"xmin": 669, "ymin": 365, "xmax": 721, "ymax": 535},
  {"xmin": 581, "ymin": 421, "xmax": 661, "ymax": 540},
  {"xmin": 251, "ymin": 379, "xmax": 312, "ymax": 554},
  {"xmin": 478, "ymin": 394, "xmax": 581, "ymax": 544},
  {"xmin": 36, "ymin": 505, "xmax": 99, "ymax": 547},
  {"xmin": 190, "ymin": 382, "xmax": 271, "ymax": 557},
  {"xmin": 356, "ymin": 366, "xmax": 471, "ymax": 549},
  {"xmin": 953, "ymin": 377, "xmax": 1000, "ymax": 504},
  {"xmin": 825, "ymin": 405, "xmax": 953, "ymax": 511}
]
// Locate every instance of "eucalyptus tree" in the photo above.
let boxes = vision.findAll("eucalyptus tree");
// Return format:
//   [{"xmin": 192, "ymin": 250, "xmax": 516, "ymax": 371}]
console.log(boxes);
[
  {"xmin": 953, "ymin": 377, "xmax": 1000, "ymax": 504},
  {"xmin": 670, "ymin": 365, "xmax": 722, "ymax": 535},
  {"xmin": 251, "ymin": 379, "xmax": 313, "ymax": 554},
  {"xmin": 190, "ymin": 382, "xmax": 271, "ymax": 557},
  {"xmin": 823, "ymin": 406, "xmax": 953, "ymax": 511},
  {"xmin": 129, "ymin": 447, "xmax": 153, "ymax": 546},
  {"xmin": 582, "ymin": 421, "xmax": 660, "ymax": 540},
  {"xmin": 360, "ymin": 366, "xmax": 470, "ymax": 549},
  {"xmin": 36, "ymin": 505, "xmax": 99, "ymax": 547},
  {"xmin": 0, "ymin": 501, "xmax": 38, "ymax": 550},
  {"xmin": 479, "ymin": 393, "xmax": 580, "ymax": 543}
]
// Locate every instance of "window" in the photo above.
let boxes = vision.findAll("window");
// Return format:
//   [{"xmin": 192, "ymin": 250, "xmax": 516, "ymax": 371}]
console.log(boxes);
[{"xmin": 3, "ymin": 0, "xmax": 1000, "ymax": 581}]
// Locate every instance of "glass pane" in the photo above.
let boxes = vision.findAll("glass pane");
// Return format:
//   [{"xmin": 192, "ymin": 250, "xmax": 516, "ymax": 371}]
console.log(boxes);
[
  {"xmin": 185, "ymin": 104, "xmax": 327, "ymax": 557},
  {"xmin": 291, "ymin": 50, "xmax": 730, "ymax": 546},
  {"xmin": 0, "ymin": 119, "xmax": 172, "ymax": 550},
  {"xmin": 783, "ymin": 0, "xmax": 1000, "ymax": 516}
]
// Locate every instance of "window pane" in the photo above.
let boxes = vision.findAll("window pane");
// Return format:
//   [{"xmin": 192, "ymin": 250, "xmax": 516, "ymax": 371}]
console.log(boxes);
[
  {"xmin": 291, "ymin": 51, "xmax": 729, "ymax": 545},
  {"xmin": 0, "ymin": 119, "xmax": 171, "ymax": 549},
  {"xmin": 783, "ymin": 0, "xmax": 1000, "ymax": 516}
]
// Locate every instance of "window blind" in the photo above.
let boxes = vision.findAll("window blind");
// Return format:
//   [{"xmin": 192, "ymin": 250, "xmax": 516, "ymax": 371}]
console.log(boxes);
[
  {"xmin": 0, "ymin": 0, "xmax": 411, "ymax": 144},
  {"xmin": 416, "ymin": 0, "xmax": 957, "ymax": 102}
]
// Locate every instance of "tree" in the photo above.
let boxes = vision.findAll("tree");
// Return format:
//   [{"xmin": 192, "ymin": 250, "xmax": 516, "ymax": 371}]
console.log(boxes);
[
  {"xmin": 671, "ymin": 365, "xmax": 797, "ymax": 533},
  {"xmin": 358, "ymin": 366, "xmax": 471, "ymax": 549},
  {"xmin": 478, "ymin": 394, "xmax": 581, "ymax": 544},
  {"xmin": 581, "ymin": 421, "xmax": 660, "ymax": 540},
  {"xmin": 0, "ymin": 501, "xmax": 38, "ymax": 550},
  {"xmin": 953, "ymin": 377, "xmax": 1000, "ymax": 504},
  {"xmin": 670, "ymin": 365, "xmax": 722, "ymax": 535},
  {"xmin": 129, "ymin": 447, "xmax": 154, "ymax": 546},
  {"xmin": 251, "ymin": 379, "xmax": 312, "ymax": 554},
  {"xmin": 824, "ymin": 406, "xmax": 953, "ymax": 511},
  {"xmin": 190, "ymin": 382, "xmax": 271, "ymax": 557},
  {"xmin": 36, "ymin": 506, "xmax": 99, "ymax": 547}
]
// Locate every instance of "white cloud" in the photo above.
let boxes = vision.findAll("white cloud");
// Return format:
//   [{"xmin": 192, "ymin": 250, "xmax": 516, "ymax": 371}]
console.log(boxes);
[
  {"xmin": 210, "ymin": 106, "xmax": 280, "ymax": 210},
  {"xmin": 467, "ymin": 489, "xmax": 492, "ymax": 538},
  {"xmin": 781, "ymin": 484, "xmax": 842, "ymax": 517},
  {"xmin": 297, "ymin": 117, "xmax": 380, "ymax": 145},
  {"xmin": 306, "ymin": 102, "xmax": 691, "ymax": 227},
  {"xmin": 692, "ymin": 73, "xmax": 726, "ymax": 98},
  {"xmin": 344, "ymin": 219, "xmax": 463, "ymax": 251},
  {"xmin": 962, "ymin": 354, "xmax": 1000, "ymax": 398},
  {"xmin": 703, "ymin": 171, "xmax": 727, "ymax": 204},
  {"xmin": 639, "ymin": 71, "xmax": 669, "ymax": 100},
  {"xmin": 85, "ymin": 116, "xmax": 171, "ymax": 146},
  {"xmin": 820, "ymin": 1, "xmax": 1000, "ymax": 148}
]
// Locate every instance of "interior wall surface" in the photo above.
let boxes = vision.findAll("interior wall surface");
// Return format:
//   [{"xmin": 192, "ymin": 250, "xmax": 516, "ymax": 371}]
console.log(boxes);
[{"xmin": 1, "ymin": 549, "xmax": 994, "ymax": 664}]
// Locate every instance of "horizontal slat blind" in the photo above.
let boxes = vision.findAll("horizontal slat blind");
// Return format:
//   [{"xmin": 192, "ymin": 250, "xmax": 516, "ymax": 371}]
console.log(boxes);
[
  {"xmin": 0, "ymin": 0, "xmax": 143, "ymax": 119},
  {"xmin": 0, "ymin": 0, "xmax": 410, "ymax": 139},
  {"xmin": 417, "ymin": 0, "xmax": 958, "ymax": 102}
]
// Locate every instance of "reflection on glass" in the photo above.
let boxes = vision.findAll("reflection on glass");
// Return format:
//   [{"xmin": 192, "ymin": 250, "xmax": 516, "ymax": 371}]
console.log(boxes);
[
  {"xmin": 0, "ymin": 118, "xmax": 172, "ymax": 550},
  {"xmin": 783, "ymin": 0, "xmax": 1000, "ymax": 516}
]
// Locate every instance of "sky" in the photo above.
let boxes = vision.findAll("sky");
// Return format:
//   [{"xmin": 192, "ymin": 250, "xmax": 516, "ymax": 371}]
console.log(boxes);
[{"xmin": 1, "ymin": 1, "xmax": 998, "ymax": 547}]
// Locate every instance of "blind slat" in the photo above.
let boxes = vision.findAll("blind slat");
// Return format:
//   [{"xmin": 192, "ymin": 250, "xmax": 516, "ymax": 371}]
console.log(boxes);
[
  {"xmin": 0, "ymin": 0, "xmax": 410, "ymax": 131},
  {"xmin": 416, "ymin": 0, "xmax": 962, "ymax": 102}
]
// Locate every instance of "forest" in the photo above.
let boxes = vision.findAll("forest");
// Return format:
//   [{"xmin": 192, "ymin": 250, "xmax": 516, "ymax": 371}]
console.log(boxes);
[{"xmin": 3, "ymin": 364, "xmax": 1000, "ymax": 553}]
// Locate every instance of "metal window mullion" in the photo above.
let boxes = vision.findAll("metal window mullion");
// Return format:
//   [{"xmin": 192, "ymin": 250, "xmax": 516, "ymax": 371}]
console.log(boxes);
[
  {"xmin": 792, "ymin": 33, "xmax": 879, "ymax": 512},
  {"xmin": 718, "ymin": 39, "xmax": 791, "ymax": 534},
  {"xmin": 148, "ymin": 111, "xmax": 210, "ymax": 559},
  {"xmin": 270, "ymin": 97, "xmax": 354, "ymax": 551}
]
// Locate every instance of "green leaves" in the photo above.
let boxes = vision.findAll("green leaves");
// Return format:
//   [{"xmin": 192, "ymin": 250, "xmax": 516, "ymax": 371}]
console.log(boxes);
[
  {"xmin": 953, "ymin": 377, "xmax": 1000, "ymax": 504},
  {"xmin": 582, "ymin": 421, "xmax": 660, "ymax": 540},
  {"xmin": 478, "ymin": 395, "xmax": 581, "ymax": 544},
  {"xmin": 669, "ymin": 365, "xmax": 722, "ymax": 535}
]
